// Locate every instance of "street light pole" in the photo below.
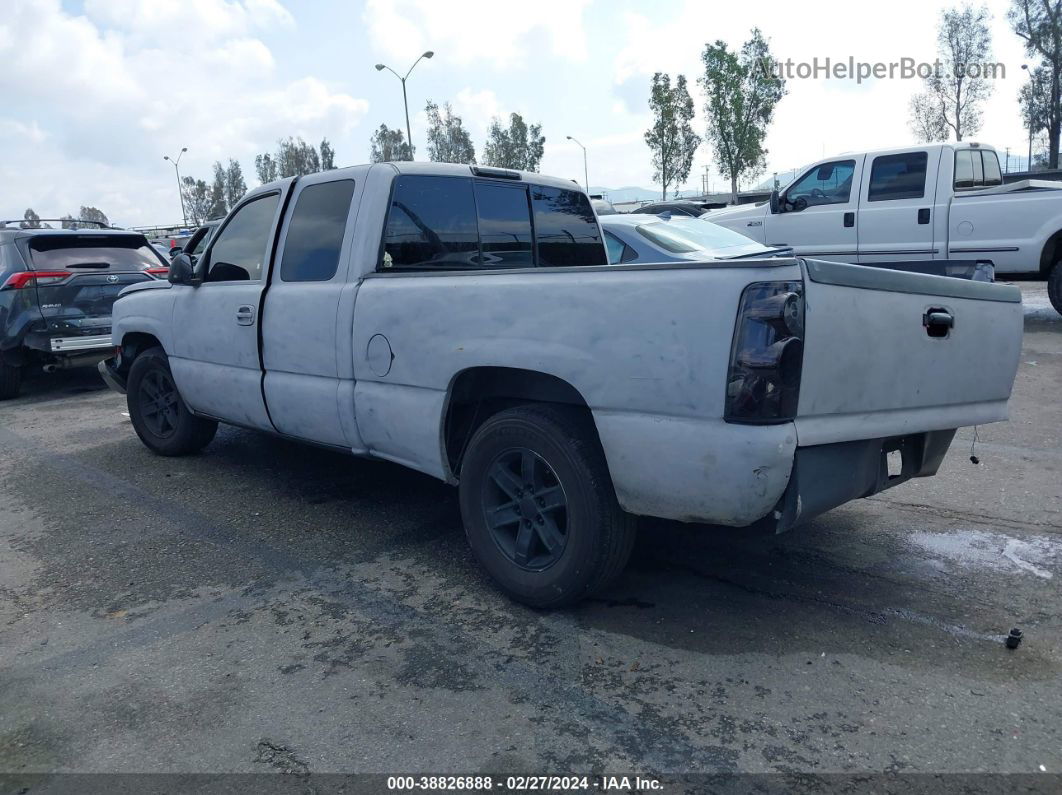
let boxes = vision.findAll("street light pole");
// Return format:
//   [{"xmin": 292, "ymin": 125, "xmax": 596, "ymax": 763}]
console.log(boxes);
[
  {"xmin": 375, "ymin": 51, "xmax": 434, "ymax": 160},
  {"xmin": 1022, "ymin": 64, "xmax": 1033, "ymax": 171},
  {"xmin": 566, "ymin": 136, "xmax": 588, "ymax": 192},
  {"xmin": 163, "ymin": 148, "xmax": 188, "ymax": 227}
]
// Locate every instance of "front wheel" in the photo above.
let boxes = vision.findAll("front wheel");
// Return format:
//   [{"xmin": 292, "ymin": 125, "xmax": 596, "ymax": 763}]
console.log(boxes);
[
  {"xmin": 1048, "ymin": 261, "xmax": 1062, "ymax": 317},
  {"xmin": 458, "ymin": 404, "xmax": 636, "ymax": 608},
  {"xmin": 127, "ymin": 347, "xmax": 217, "ymax": 456}
]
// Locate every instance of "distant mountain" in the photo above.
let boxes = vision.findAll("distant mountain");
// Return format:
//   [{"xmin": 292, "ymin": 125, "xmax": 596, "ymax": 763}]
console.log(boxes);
[{"xmin": 587, "ymin": 186, "xmax": 660, "ymax": 204}]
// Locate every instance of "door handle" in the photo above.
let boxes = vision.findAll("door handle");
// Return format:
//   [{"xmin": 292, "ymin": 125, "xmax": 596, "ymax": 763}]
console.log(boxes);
[
  {"xmin": 843, "ymin": 211, "xmax": 855, "ymax": 228},
  {"xmin": 235, "ymin": 305, "xmax": 256, "ymax": 326},
  {"xmin": 917, "ymin": 208, "xmax": 931, "ymax": 224}
]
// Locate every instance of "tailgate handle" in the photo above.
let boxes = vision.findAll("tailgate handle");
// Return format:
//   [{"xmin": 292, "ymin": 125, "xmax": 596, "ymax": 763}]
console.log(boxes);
[
  {"xmin": 923, "ymin": 308, "xmax": 953, "ymax": 338},
  {"xmin": 917, "ymin": 208, "xmax": 931, "ymax": 224},
  {"xmin": 235, "ymin": 305, "xmax": 256, "ymax": 326}
]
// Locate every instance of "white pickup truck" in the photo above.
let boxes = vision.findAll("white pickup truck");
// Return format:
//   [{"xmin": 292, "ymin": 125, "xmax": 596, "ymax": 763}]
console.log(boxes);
[
  {"xmin": 707, "ymin": 142, "xmax": 1062, "ymax": 313},
  {"xmin": 100, "ymin": 162, "xmax": 1023, "ymax": 607}
]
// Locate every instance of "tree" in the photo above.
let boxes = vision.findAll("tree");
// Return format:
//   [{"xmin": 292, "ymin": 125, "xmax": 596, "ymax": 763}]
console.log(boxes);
[
  {"xmin": 21, "ymin": 208, "xmax": 41, "ymax": 229},
  {"xmin": 908, "ymin": 92, "xmax": 950, "ymax": 142},
  {"xmin": 482, "ymin": 113, "xmax": 545, "ymax": 172},
  {"xmin": 180, "ymin": 177, "xmax": 210, "ymax": 226},
  {"xmin": 1019, "ymin": 65, "xmax": 1052, "ymax": 167},
  {"xmin": 225, "ymin": 159, "xmax": 247, "ymax": 207},
  {"xmin": 255, "ymin": 152, "xmax": 278, "ymax": 183},
  {"xmin": 425, "ymin": 100, "xmax": 477, "ymax": 164},
  {"xmin": 1011, "ymin": 0, "xmax": 1062, "ymax": 168},
  {"xmin": 79, "ymin": 206, "xmax": 109, "ymax": 227},
  {"xmin": 320, "ymin": 139, "xmax": 336, "ymax": 170},
  {"xmin": 369, "ymin": 124, "xmax": 412, "ymax": 162},
  {"xmin": 644, "ymin": 73, "xmax": 701, "ymax": 200},
  {"xmin": 209, "ymin": 162, "xmax": 228, "ymax": 219},
  {"xmin": 700, "ymin": 29, "xmax": 786, "ymax": 203},
  {"xmin": 910, "ymin": 4, "xmax": 993, "ymax": 142},
  {"xmin": 274, "ymin": 136, "xmax": 320, "ymax": 177},
  {"xmin": 60, "ymin": 214, "xmax": 78, "ymax": 229}
]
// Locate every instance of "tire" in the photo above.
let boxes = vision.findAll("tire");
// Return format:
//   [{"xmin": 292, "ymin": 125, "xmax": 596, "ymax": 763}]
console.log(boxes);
[
  {"xmin": 127, "ymin": 346, "xmax": 217, "ymax": 456},
  {"xmin": 458, "ymin": 403, "xmax": 636, "ymax": 608},
  {"xmin": 0, "ymin": 361, "xmax": 21, "ymax": 400},
  {"xmin": 1049, "ymin": 261, "xmax": 1062, "ymax": 317}
]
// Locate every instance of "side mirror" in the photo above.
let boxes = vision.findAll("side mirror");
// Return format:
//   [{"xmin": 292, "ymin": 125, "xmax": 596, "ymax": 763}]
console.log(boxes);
[
  {"xmin": 769, "ymin": 189, "xmax": 780, "ymax": 214},
  {"xmin": 167, "ymin": 253, "xmax": 198, "ymax": 286},
  {"xmin": 168, "ymin": 246, "xmax": 183, "ymax": 259}
]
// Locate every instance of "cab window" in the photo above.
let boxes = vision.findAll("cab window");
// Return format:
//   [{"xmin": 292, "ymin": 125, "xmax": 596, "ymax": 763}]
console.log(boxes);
[
  {"xmin": 955, "ymin": 150, "xmax": 1003, "ymax": 190},
  {"xmin": 867, "ymin": 151, "xmax": 928, "ymax": 201},
  {"xmin": 784, "ymin": 159, "xmax": 856, "ymax": 210},
  {"xmin": 205, "ymin": 193, "xmax": 280, "ymax": 282}
]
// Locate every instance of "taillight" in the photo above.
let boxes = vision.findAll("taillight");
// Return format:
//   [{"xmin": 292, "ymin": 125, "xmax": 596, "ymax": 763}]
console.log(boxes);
[
  {"xmin": 725, "ymin": 280, "xmax": 804, "ymax": 423},
  {"xmin": 1, "ymin": 271, "xmax": 72, "ymax": 290}
]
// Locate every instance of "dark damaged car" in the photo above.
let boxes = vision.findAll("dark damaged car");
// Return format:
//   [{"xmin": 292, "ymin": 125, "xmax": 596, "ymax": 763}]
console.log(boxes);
[{"xmin": 0, "ymin": 221, "xmax": 169, "ymax": 398}]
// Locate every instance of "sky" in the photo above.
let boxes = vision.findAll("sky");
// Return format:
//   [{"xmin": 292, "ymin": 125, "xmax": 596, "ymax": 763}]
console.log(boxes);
[{"xmin": 0, "ymin": 0, "xmax": 1037, "ymax": 226}]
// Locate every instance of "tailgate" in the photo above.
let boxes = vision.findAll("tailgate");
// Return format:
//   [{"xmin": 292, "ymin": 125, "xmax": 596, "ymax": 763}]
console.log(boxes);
[{"xmin": 795, "ymin": 258, "xmax": 1023, "ymax": 446}]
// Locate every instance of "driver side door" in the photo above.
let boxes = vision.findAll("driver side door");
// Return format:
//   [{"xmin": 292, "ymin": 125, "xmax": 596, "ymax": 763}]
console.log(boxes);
[
  {"xmin": 169, "ymin": 189, "xmax": 289, "ymax": 430},
  {"xmin": 763, "ymin": 156, "xmax": 862, "ymax": 261}
]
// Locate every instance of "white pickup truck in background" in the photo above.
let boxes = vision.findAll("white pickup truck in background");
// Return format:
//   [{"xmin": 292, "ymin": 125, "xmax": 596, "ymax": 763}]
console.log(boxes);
[
  {"xmin": 101, "ymin": 162, "xmax": 1023, "ymax": 607},
  {"xmin": 707, "ymin": 142, "xmax": 1062, "ymax": 314}
]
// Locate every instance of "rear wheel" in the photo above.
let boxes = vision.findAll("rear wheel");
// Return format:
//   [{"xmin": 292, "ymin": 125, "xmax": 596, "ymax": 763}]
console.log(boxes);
[
  {"xmin": 0, "ymin": 360, "xmax": 21, "ymax": 400},
  {"xmin": 1048, "ymin": 261, "xmax": 1062, "ymax": 316},
  {"xmin": 458, "ymin": 404, "xmax": 636, "ymax": 608},
  {"xmin": 127, "ymin": 347, "xmax": 217, "ymax": 456}
]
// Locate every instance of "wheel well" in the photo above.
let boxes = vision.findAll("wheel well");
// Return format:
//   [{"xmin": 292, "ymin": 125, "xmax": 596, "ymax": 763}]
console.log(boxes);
[
  {"xmin": 443, "ymin": 367, "xmax": 592, "ymax": 478},
  {"xmin": 1040, "ymin": 230, "xmax": 1062, "ymax": 276},
  {"xmin": 119, "ymin": 332, "xmax": 163, "ymax": 373}
]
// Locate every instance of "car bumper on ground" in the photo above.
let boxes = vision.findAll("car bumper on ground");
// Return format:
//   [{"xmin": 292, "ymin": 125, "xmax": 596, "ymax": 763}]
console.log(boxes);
[{"xmin": 98, "ymin": 357, "xmax": 127, "ymax": 394}]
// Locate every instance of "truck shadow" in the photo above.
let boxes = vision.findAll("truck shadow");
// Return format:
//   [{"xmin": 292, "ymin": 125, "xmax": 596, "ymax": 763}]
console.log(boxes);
[{"xmin": 6, "ymin": 366, "xmax": 108, "ymax": 406}]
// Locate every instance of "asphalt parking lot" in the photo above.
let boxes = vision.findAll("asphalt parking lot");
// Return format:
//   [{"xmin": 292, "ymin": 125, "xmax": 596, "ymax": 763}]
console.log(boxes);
[{"xmin": 1, "ymin": 282, "xmax": 1060, "ymax": 785}]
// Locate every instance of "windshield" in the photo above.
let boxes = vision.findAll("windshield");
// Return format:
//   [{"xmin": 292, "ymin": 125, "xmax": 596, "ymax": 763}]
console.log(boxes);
[
  {"xmin": 635, "ymin": 218, "xmax": 772, "ymax": 258},
  {"xmin": 28, "ymin": 235, "xmax": 166, "ymax": 270}
]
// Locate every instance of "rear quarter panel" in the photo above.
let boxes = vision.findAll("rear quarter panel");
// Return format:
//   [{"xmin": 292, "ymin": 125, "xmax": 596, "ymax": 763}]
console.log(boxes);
[
  {"xmin": 948, "ymin": 190, "xmax": 1062, "ymax": 272},
  {"xmin": 351, "ymin": 262, "xmax": 803, "ymax": 525}
]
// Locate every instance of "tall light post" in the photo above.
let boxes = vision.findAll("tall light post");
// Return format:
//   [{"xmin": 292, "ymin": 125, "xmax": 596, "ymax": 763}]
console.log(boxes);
[
  {"xmin": 1022, "ymin": 64, "xmax": 1033, "ymax": 171},
  {"xmin": 163, "ymin": 148, "xmax": 188, "ymax": 227},
  {"xmin": 375, "ymin": 51, "xmax": 434, "ymax": 160},
  {"xmin": 566, "ymin": 136, "xmax": 588, "ymax": 192}
]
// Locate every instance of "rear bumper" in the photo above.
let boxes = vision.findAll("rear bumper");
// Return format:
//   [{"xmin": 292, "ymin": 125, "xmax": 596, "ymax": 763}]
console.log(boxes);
[
  {"xmin": 98, "ymin": 358, "xmax": 127, "ymax": 394},
  {"xmin": 49, "ymin": 334, "xmax": 114, "ymax": 353},
  {"xmin": 763, "ymin": 429, "xmax": 956, "ymax": 534}
]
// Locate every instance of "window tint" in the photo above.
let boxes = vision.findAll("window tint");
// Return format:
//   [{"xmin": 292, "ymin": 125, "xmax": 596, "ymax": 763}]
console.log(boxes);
[
  {"xmin": 531, "ymin": 186, "xmax": 606, "ymax": 267},
  {"xmin": 956, "ymin": 150, "xmax": 1002, "ymax": 190},
  {"xmin": 280, "ymin": 180, "xmax": 355, "ymax": 281},
  {"xmin": 206, "ymin": 193, "xmax": 280, "ymax": 282},
  {"xmin": 982, "ymin": 150, "xmax": 1002, "ymax": 186},
  {"xmin": 27, "ymin": 235, "xmax": 164, "ymax": 270},
  {"xmin": 382, "ymin": 176, "xmax": 478, "ymax": 270},
  {"xmin": 604, "ymin": 231, "xmax": 628, "ymax": 263},
  {"xmin": 954, "ymin": 150, "xmax": 974, "ymax": 188},
  {"xmin": 474, "ymin": 182, "xmax": 532, "ymax": 268},
  {"xmin": 785, "ymin": 159, "xmax": 856, "ymax": 208},
  {"xmin": 868, "ymin": 152, "xmax": 928, "ymax": 202}
]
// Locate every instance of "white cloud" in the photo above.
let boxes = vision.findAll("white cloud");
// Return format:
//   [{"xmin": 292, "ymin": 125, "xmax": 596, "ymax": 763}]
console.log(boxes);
[
  {"xmin": 363, "ymin": 0, "xmax": 591, "ymax": 68},
  {"xmin": 0, "ymin": 0, "xmax": 366, "ymax": 224}
]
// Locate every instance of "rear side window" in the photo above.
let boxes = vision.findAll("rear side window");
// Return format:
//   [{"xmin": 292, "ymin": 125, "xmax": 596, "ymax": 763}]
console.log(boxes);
[
  {"xmin": 206, "ymin": 193, "xmax": 280, "ymax": 282},
  {"xmin": 382, "ymin": 176, "xmax": 479, "ymax": 270},
  {"xmin": 955, "ymin": 150, "xmax": 1003, "ymax": 190},
  {"xmin": 867, "ymin": 152, "xmax": 928, "ymax": 202},
  {"xmin": 531, "ymin": 186, "xmax": 606, "ymax": 267},
  {"xmin": 474, "ymin": 182, "xmax": 533, "ymax": 268},
  {"xmin": 26, "ymin": 235, "xmax": 164, "ymax": 270},
  {"xmin": 280, "ymin": 180, "xmax": 355, "ymax": 281}
]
